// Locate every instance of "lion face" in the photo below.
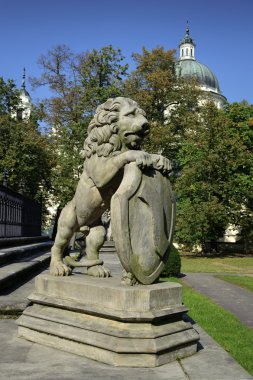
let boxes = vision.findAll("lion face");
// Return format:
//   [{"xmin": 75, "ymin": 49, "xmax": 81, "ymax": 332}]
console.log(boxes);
[
  {"xmin": 117, "ymin": 99, "xmax": 150, "ymax": 151},
  {"xmin": 83, "ymin": 97, "xmax": 150, "ymax": 159}
]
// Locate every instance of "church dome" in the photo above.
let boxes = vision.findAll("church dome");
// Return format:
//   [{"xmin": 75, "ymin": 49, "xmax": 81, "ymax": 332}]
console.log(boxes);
[
  {"xmin": 177, "ymin": 24, "xmax": 222, "ymax": 95},
  {"xmin": 176, "ymin": 59, "xmax": 221, "ymax": 93},
  {"xmin": 16, "ymin": 68, "xmax": 32, "ymax": 120}
]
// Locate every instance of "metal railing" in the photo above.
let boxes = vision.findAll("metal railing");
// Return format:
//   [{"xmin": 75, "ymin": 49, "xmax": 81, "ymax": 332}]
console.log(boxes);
[{"xmin": 0, "ymin": 185, "xmax": 41, "ymax": 238}]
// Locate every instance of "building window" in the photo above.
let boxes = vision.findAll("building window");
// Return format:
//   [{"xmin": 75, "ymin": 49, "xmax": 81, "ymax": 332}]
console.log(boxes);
[
  {"xmin": 182, "ymin": 49, "xmax": 184, "ymax": 56},
  {"xmin": 186, "ymin": 48, "xmax": 188, "ymax": 56},
  {"xmin": 17, "ymin": 109, "xmax": 23, "ymax": 120},
  {"xmin": 191, "ymin": 48, "xmax": 193, "ymax": 56}
]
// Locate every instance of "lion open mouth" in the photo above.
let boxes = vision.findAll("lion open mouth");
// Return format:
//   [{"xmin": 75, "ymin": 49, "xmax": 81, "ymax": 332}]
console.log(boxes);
[
  {"xmin": 124, "ymin": 126, "xmax": 149, "ymax": 149},
  {"xmin": 124, "ymin": 123, "xmax": 150, "ymax": 141}
]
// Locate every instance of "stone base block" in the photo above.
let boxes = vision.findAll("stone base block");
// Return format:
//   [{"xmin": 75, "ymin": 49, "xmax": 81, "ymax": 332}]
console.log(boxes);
[{"xmin": 17, "ymin": 274, "xmax": 199, "ymax": 367}]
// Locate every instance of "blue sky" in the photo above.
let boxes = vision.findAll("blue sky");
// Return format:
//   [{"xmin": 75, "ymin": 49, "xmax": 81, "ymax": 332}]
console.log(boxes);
[{"xmin": 1, "ymin": 0, "xmax": 253, "ymax": 104}]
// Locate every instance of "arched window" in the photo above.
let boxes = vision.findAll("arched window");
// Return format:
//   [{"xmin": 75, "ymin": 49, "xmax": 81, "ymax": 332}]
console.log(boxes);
[
  {"xmin": 191, "ymin": 48, "xmax": 193, "ymax": 57},
  {"xmin": 181, "ymin": 49, "xmax": 184, "ymax": 56},
  {"xmin": 186, "ymin": 48, "xmax": 189, "ymax": 56}
]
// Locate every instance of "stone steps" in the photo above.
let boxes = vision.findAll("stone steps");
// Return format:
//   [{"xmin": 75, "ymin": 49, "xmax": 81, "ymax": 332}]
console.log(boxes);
[
  {"xmin": 0, "ymin": 235, "xmax": 49, "ymax": 249},
  {"xmin": 0, "ymin": 240, "xmax": 52, "ymax": 292},
  {"xmin": 99, "ymin": 240, "xmax": 116, "ymax": 254},
  {"xmin": 0, "ymin": 241, "xmax": 52, "ymax": 265},
  {"xmin": 0, "ymin": 252, "xmax": 51, "ymax": 291},
  {"xmin": 0, "ymin": 237, "xmax": 116, "ymax": 315}
]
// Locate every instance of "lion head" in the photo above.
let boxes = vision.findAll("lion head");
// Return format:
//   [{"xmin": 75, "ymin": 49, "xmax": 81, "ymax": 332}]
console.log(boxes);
[{"xmin": 82, "ymin": 97, "xmax": 149, "ymax": 159}]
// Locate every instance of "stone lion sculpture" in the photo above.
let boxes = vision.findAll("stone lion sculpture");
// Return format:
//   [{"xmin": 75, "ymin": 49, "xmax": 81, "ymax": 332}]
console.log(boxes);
[{"xmin": 50, "ymin": 97, "xmax": 171, "ymax": 277}]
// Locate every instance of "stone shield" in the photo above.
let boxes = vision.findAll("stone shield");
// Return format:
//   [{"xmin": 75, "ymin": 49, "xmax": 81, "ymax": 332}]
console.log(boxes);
[{"xmin": 111, "ymin": 163, "xmax": 176, "ymax": 285}]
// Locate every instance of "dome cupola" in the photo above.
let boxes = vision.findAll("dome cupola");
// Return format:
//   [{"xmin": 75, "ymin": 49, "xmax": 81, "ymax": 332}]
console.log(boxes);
[
  {"xmin": 18, "ymin": 68, "xmax": 32, "ymax": 120},
  {"xmin": 176, "ymin": 23, "xmax": 226, "ymax": 108},
  {"xmin": 179, "ymin": 22, "xmax": 196, "ymax": 61}
]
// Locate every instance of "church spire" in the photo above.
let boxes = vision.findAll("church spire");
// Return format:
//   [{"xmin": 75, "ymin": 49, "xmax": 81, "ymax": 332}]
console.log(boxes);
[
  {"xmin": 179, "ymin": 22, "xmax": 196, "ymax": 61},
  {"xmin": 17, "ymin": 67, "xmax": 32, "ymax": 121},
  {"xmin": 22, "ymin": 67, "xmax": 26, "ymax": 90}
]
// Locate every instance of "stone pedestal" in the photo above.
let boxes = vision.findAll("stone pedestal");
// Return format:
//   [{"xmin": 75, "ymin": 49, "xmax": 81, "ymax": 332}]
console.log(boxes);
[{"xmin": 17, "ymin": 274, "xmax": 199, "ymax": 367}]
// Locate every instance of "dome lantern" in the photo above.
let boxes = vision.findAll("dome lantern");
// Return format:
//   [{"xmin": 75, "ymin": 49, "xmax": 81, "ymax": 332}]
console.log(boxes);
[
  {"xmin": 179, "ymin": 22, "xmax": 196, "ymax": 61},
  {"xmin": 176, "ymin": 24, "xmax": 227, "ymax": 108},
  {"xmin": 18, "ymin": 67, "xmax": 32, "ymax": 120}
]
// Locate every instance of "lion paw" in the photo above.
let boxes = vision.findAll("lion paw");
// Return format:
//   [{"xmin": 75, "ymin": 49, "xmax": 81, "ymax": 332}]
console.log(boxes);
[
  {"xmin": 87, "ymin": 265, "xmax": 111, "ymax": 278},
  {"xmin": 121, "ymin": 270, "xmax": 139, "ymax": 286},
  {"xmin": 49, "ymin": 260, "xmax": 72, "ymax": 276}
]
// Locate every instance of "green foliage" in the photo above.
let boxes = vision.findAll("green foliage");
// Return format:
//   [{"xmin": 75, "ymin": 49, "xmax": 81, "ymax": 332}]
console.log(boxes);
[
  {"xmin": 32, "ymin": 44, "xmax": 128, "ymax": 205},
  {"xmin": 161, "ymin": 245, "xmax": 181, "ymax": 277},
  {"xmin": 49, "ymin": 120, "xmax": 88, "ymax": 206},
  {"xmin": 0, "ymin": 117, "xmax": 52, "ymax": 199},
  {"xmin": 124, "ymin": 46, "xmax": 253, "ymax": 248},
  {"xmin": 225, "ymin": 101, "xmax": 253, "ymax": 245},
  {"xmin": 175, "ymin": 102, "xmax": 251, "ymax": 249},
  {"xmin": 125, "ymin": 47, "xmax": 177, "ymax": 123},
  {"xmin": 0, "ymin": 78, "xmax": 53, "ymax": 202},
  {"xmin": 0, "ymin": 77, "xmax": 20, "ymax": 115},
  {"xmin": 124, "ymin": 46, "xmax": 202, "ymax": 163}
]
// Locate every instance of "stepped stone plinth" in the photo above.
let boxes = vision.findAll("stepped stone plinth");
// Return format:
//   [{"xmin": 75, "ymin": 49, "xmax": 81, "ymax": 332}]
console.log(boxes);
[{"xmin": 17, "ymin": 273, "xmax": 199, "ymax": 367}]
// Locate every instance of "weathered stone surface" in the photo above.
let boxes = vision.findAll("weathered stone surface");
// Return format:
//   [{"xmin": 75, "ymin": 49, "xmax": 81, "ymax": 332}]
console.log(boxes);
[
  {"xmin": 20, "ymin": 304, "xmax": 193, "ymax": 338},
  {"xmin": 29, "ymin": 273, "xmax": 186, "ymax": 320},
  {"xmin": 49, "ymin": 97, "xmax": 172, "ymax": 280},
  {"xmin": 18, "ymin": 326, "xmax": 197, "ymax": 367},
  {"xmin": 18, "ymin": 313, "xmax": 198, "ymax": 353},
  {"xmin": 17, "ymin": 274, "xmax": 199, "ymax": 367},
  {"xmin": 111, "ymin": 163, "xmax": 176, "ymax": 285}
]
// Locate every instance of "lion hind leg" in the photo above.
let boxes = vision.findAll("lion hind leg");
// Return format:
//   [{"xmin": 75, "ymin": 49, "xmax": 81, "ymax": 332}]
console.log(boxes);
[
  {"xmin": 86, "ymin": 225, "xmax": 111, "ymax": 278},
  {"xmin": 50, "ymin": 200, "xmax": 78, "ymax": 276}
]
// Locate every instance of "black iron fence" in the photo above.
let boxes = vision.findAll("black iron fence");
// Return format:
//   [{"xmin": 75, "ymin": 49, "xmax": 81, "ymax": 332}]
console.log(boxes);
[{"xmin": 0, "ymin": 185, "xmax": 41, "ymax": 238}]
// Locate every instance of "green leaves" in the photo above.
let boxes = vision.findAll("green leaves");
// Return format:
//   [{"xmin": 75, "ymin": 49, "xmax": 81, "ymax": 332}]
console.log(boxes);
[
  {"xmin": 174, "ymin": 102, "xmax": 252, "ymax": 248},
  {"xmin": 0, "ymin": 77, "xmax": 20, "ymax": 115},
  {"xmin": 31, "ymin": 45, "xmax": 128, "ymax": 205},
  {"xmin": 0, "ymin": 116, "xmax": 52, "ymax": 200}
]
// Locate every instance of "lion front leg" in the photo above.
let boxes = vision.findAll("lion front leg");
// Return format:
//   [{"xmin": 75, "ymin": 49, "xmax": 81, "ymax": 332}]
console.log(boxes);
[
  {"xmin": 86, "ymin": 225, "xmax": 111, "ymax": 278},
  {"xmin": 50, "ymin": 200, "xmax": 78, "ymax": 276},
  {"xmin": 50, "ymin": 245, "xmax": 73, "ymax": 276}
]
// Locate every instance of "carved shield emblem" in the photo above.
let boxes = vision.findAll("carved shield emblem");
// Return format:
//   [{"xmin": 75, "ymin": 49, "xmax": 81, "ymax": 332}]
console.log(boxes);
[{"xmin": 111, "ymin": 163, "xmax": 176, "ymax": 285}]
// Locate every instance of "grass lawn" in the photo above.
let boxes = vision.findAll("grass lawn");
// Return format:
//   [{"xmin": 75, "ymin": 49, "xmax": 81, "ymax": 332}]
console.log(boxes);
[
  {"xmin": 215, "ymin": 275, "xmax": 253, "ymax": 292},
  {"xmin": 163, "ymin": 277, "xmax": 253, "ymax": 376},
  {"xmin": 181, "ymin": 256, "xmax": 253, "ymax": 274}
]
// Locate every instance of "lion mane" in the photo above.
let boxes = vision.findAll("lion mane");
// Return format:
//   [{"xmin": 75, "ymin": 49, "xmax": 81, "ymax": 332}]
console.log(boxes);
[{"xmin": 82, "ymin": 97, "xmax": 146, "ymax": 159}]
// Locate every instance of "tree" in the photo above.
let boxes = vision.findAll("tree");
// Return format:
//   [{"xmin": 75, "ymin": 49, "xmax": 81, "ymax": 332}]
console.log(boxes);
[
  {"xmin": 124, "ymin": 47, "xmax": 252, "ymax": 250},
  {"xmin": 225, "ymin": 101, "xmax": 253, "ymax": 248},
  {"xmin": 174, "ymin": 102, "xmax": 251, "ymax": 249},
  {"xmin": 0, "ymin": 77, "xmax": 20, "ymax": 115},
  {"xmin": 31, "ymin": 45, "xmax": 128, "ymax": 206},
  {"xmin": 124, "ymin": 46, "xmax": 202, "ymax": 168},
  {"xmin": 0, "ymin": 78, "xmax": 53, "ymax": 202}
]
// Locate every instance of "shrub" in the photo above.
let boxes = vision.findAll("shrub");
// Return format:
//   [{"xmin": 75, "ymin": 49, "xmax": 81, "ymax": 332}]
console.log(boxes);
[{"xmin": 161, "ymin": 245, "xmax": 181, "ymax": 277}]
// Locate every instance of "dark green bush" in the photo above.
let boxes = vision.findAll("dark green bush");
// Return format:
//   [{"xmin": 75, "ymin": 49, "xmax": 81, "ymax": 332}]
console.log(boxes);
[{"xmin": 161, "ymin": 245, "xmax": 181, "ymax": 277}]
